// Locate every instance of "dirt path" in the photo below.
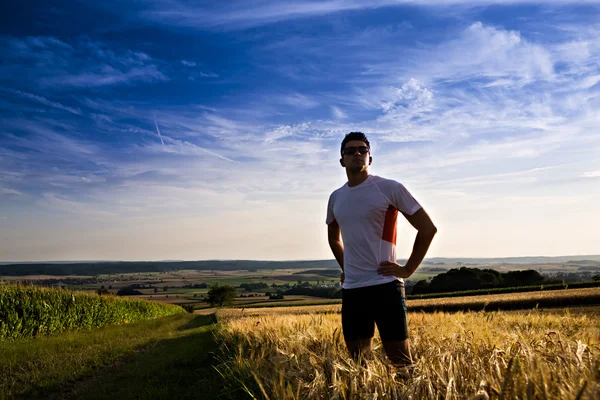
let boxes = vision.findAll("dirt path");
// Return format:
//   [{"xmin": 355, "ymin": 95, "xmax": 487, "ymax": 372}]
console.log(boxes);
[{"xmin": 40, "ymin": 315, "xmax": 220, "ymax": 400}]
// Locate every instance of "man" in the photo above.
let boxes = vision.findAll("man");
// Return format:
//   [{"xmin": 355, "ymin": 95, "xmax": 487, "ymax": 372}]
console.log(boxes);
[{"xmin": 326, "ymin": 131, "xmax": 437, "ymax": 366}]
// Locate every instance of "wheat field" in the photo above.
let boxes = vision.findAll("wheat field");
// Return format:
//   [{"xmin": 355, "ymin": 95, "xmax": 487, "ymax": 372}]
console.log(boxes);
[{"xmin": 214, "ymin": 306, "xmax": 599, "ymax": 399}]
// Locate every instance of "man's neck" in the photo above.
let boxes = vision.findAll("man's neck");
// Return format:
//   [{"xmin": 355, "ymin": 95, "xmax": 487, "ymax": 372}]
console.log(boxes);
[{"xmin": 347, "ymin": 171, "xmax": 369, "ymax": 187}]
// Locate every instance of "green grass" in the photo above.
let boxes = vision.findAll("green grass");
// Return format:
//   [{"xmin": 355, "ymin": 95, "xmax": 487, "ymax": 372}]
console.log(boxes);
[{"xmin": 0, "ymin": 313, "xmax": 218, "ymax": 399}]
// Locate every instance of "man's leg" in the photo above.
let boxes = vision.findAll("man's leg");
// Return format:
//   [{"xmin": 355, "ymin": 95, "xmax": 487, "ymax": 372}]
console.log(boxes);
[
  {"xmin": 382, "ymin": 339, "xmax": 413, "ymax": 367},
  {"xmin": 375, "ymin": 281, "xmax": 412, "ymax": 367},
  {"xmin": 345, "ymin": 337, "xmax": 374, "ymax": 359},
  {"xmin": 342, "ymin": 286, "xmax": 375, "ymax": 361}
]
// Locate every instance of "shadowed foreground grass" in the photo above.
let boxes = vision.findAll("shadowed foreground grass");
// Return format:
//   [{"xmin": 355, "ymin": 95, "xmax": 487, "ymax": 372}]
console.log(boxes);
[{"xmin": 0, "ymin": 313, "xmax": 218, "ymax": 399}]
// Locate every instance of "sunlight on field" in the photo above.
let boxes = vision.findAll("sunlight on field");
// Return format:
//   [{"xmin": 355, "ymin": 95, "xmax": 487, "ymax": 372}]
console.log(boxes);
[{"xmin": 215, "ymin": 306, "xmax": 599, "ymax": 399}]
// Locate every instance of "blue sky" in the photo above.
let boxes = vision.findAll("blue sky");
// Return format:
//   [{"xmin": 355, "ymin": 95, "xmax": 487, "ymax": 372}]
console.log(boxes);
[{"xmin": 1, "ymin": 1, "xmax": 599, "ymax": 261}]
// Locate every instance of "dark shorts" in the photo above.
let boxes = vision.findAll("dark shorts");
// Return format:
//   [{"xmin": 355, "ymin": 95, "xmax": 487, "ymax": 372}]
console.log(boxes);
[{"xmin": 341, "ymin": 280, "xmax": 408, "ymax": 342}]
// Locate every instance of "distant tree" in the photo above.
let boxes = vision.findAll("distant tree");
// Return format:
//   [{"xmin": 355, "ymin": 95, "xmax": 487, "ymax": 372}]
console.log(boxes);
[
  {"xmin": 240, "ymin": 282, "xmax": 268, "ymax": 291},
  {"xmin": 207, "ymin": 285, "xmax": 237, "ymax": 307},
  {"xmin": 108, "ymin": 285, "xmax": 112, "ymax": 290},
  {"xmin": 193, "ymin": 283, "xmax": 208, "ymax": 289},
  {"xmin": 411, "ymin": 279, "xmax": 430, "ymax": 295},
  {"xmin": 116, "ymin": 287, "xmax": 143, "ymax": 296},
  {"xmin": 269, "ymin": 290, "xmax": 284, "ymax": 300},
  {"xmin": 163, "ymin": 286, "xmax": 168, "ymax": 292},
  {"xmin": 153, "ymin": 287, "xmax": 158, "ymax": 294},
  {"xmin": 592, "ymin": 275, "xmax": 600, "ymax": 282},
  {"xmin": 503, "ymin": 270, "xmax": 544, "ymax": 287},
  {"xmin": 100, "ymin": 285, "xmax": 105, "ymax": 290}
]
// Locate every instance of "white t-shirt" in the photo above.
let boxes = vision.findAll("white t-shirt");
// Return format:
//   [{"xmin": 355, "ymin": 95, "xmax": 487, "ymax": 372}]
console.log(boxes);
[{"xmin": 326, "ymin": 175, "xmax": 421, "ymax": 289}]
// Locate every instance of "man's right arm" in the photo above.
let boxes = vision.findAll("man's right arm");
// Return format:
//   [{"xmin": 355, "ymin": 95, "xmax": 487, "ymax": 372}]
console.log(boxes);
[{"xmin": 327, "ymin": 221, "xmax": 344, "ymax": 271}]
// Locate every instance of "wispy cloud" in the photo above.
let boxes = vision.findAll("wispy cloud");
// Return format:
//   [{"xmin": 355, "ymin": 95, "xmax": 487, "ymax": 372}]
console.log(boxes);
[
  {"xmin": 582, "ymin": 171, "xmax": 600, "ymax": 178},
  {"xmin": 276, "ymin": 93, "xmax": 319, "ymax": 109},
  {"xmin": 0, "ymin": 35, "xmax": 169, "ymax": 89},
  {"xmin": 152, "ymin": 112, "xmax": 165, "ymax": 146},
  {"xmin": 41, "ymin": 65, "xmax": 168, "ymax": 88},
  {"xmin": 3, "ymin": 119, "xmax": 100, "ymax": 156},
  {"xmin": 331, "ymin": 106, "xmax": 347, "ymax": 119},
  {"xmin": 1, "ymin": 88, "xmax": 82, "ymax": 115},
  {"xmin": 134, "ymin": 1, "xmax": 599, "ymax": 30},
  {"xmin": 0, "ymin": 188, "xmax": 25, "ymax": 197}
]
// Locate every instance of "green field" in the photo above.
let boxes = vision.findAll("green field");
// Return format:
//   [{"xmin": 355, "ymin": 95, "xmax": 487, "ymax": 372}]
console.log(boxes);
[{"xmin": 0, "ymin": 285, "xmax": 184, "ymax": 340}]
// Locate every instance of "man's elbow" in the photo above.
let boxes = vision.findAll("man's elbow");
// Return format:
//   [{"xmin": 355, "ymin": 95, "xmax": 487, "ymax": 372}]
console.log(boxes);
[{"xmin": 421, "ymin": 224, "xmax": 438, "ymax": 237}]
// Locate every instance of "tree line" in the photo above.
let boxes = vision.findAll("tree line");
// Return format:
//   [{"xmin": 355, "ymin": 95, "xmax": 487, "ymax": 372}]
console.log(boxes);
[{"xmin": 411, "ymin": 267, "xmax": 547, "ymax": 294}]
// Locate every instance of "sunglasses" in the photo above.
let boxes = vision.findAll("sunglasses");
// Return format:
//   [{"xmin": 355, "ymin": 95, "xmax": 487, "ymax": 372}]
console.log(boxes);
[{"xmin": 342, "ymin": 146, "xmax": 370, "ymax": 155}]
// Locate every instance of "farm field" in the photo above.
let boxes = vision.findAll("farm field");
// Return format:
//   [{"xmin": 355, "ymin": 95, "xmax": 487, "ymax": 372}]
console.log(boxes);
[
  {"xmin": 215, "ymin": 304, "xmax": 600, "ymax": 399},
  {"xmin": 4, "ymin": 258, "xmax": 599, "ymax": 312},
  {"xmin": 1, "ymin": 284, "xmax": 599, "ymax": 399}
]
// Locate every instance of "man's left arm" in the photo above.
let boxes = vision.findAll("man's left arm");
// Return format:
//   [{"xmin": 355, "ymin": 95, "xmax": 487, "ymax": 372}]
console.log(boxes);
[
  {"xmin": 377, "ymin": 208, "xmax": 437, "ymax": 278},
  {"xmin": 402, "ymin": 208, "xmax": 437, "ymax": 274}
]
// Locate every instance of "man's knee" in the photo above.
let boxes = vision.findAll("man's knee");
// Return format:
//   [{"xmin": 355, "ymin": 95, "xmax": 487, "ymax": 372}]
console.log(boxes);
[
  {"xmin": 346, "ymin": 338, "xmax": 373, "ymax": 357},
  {"xmin": 382, "ymin": 339, "xmax": 412, "ymax": 366}
]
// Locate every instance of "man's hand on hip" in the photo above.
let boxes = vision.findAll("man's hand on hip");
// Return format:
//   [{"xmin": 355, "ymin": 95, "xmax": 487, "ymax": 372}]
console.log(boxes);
[{"xmin": 377, "ymin": 261, "xmax": 412, "ymax": 278}]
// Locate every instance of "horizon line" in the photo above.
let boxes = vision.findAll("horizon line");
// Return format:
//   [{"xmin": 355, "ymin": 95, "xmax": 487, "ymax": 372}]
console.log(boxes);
[{"xmin": 1, "ymin": 254, "xmax": 600, "ymax": 265}]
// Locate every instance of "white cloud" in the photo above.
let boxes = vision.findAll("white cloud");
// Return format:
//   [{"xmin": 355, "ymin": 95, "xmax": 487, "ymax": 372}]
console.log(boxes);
[
  {"xmin": 1, "ymin": 36, "xmax": 169, "ymax": 89},
  {"xmin": 277, "ymin": 93, "xmax": 319, "ymax": 109},
  {"xmin": 406, "ymin": 22, "xmax": 556, "ymax": 86},
  {"xmin": 0, "ymin": 188, "xmax": 24, "ymax": 197},
  {"xmin": 582, "ymin": 171, "xmax": 600, "ymax": 178},
  {"xmin": 41, "ymin": 65, "xmax": 169, "ymax": 88},
  {"xmin": 40, "ymin": 193, "xmax": 116, "ymax": 218},
  {"xmin": 2, "ymin": 88, "xmax": 82, "ymax": 115},
  {"xmin": 136, "ymin": 1, "xmax": 600, "ymax": 31},
  {"xmin": 331, "ymin": 106, "xmax": 347, "ymax": 119},
  {"xmin": 264, "ymin": 125, "xmax": 295, "ymax": 143},
  {"xmin": 575, "ymin": 75, "xmax": 600, "ymax": 90},
  {"xmin": 3, "ymin": 119, "xmax": 100, "ymax": 157},
  {"xmin": 378, "ymin": 79, "xmax": 435, "ymax": 116},
  {"xmin": 197, "ymin": 71, "xmax": 219, "ymax": 78}
]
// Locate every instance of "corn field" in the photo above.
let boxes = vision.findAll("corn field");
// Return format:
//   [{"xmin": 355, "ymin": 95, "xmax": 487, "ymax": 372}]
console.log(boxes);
[
  {"xmin": 0, "ymin": 284, "xmax": 185, "ymax": 339},
  {"xmin": 214, "ymin": 306, "xmax": 600, "ymax": 399}
]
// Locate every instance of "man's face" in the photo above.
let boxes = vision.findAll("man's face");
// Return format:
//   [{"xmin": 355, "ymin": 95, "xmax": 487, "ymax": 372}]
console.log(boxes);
[{"xmin": 341, "ymin": 140, "xmax": 371, "ymax": 172}]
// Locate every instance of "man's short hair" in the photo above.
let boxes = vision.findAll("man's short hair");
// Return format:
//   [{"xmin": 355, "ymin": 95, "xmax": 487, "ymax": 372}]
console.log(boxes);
[{"xmin": 341, "ymin": 132, "xmax": 370, "ymax": 155}]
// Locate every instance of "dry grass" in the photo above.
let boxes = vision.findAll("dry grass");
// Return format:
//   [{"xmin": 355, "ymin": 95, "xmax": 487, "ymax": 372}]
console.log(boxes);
[{"xmin": 215, "ymin": 306, "xmax": 599, "ymax": 399}]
